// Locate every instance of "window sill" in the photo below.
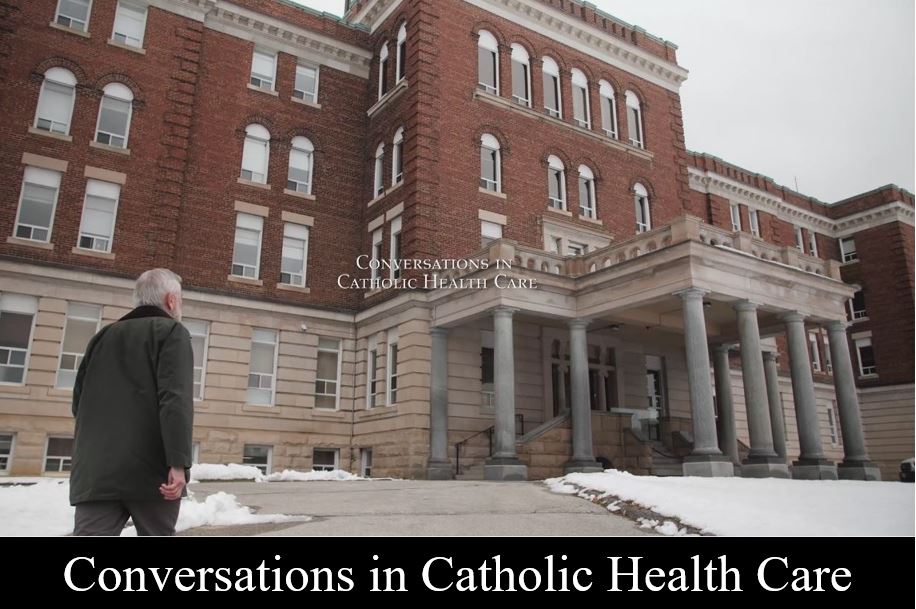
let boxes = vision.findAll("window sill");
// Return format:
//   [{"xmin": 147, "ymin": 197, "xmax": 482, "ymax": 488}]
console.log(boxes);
[
  {"xmin": 6, "ymin": 236, "xmax": 53, "ymax": 250},
  {"xmin": 276, "ymin": 283, "xmax": 311, "ymax": 294},
  {"xmin": 479, "ymin": 187, "xmax": 507, "ymax": 199},
  {"xmin": 850, "ymin": 316, "xmax": 869, "ymax": 324},
  {"xmin": 387, "ymin": 182, "xmax": 404, "ymax": 195},
  {"xmin": 0, "ymin": 383, "xmax": 29, "ymax": 394},
  {"xmin": 246, "ymin": 83, "xmax": 279, "ymax": 97},
  {"xmin": 241, "ymin": 404, "xmax": 280, "ymax": 415},
  {"xmin": 228, "ymin": 275, "xmax": 263, "ymax": 287},
  {"xmin": 858, "ymin": 374, "xmax": 879, "ymax": 380},
  {"xmin": 283, "ymin": 188, "xmax": 316, "ymax": 200},
  {"xmin": 367, "ymin": 79, "xmax": 408, "ymax": 118},
  {"xmin": 291, "ymin": 96, "xmax": 321, "ymax": 110},
  {"xmin": 28, "ymin": 127, "xmax": 72, "ymax": 142},
  {"xmin": 107, "ymin": 39, "xmax": 146, "ymax": 55},
  {"xmin": 359, "ymin": 405, "xmax": 398, "ymax": 419},
  {"xmin": 579, "ymin": 215, "xmax": 603, "ymax": 226},
  {"xmin": 364, "ymin": 288, "xmax": 383, "ymax": 298},
  {"xmin": 840, "ymin": 260, "xmax": 860, "ymax": 266},
  {"xmin": 48, "ymin": 21, "xmax": 90, "ymax": 38},
  {"xmin": 546, "ymin": 206, "xmax": 572, "ymax": 217},
  {"xmin": 71, "ymin": 247, "xmax": 115, "ymax": 260},
  {"xmin": 47, "ymin": 388, "xmax": 73, "ymax": 397},
  {"xmin": 313, "ymin": 409, "xmax": 347, "ymax": 418},
  {"xmin": 89, "ymin": 141, "xmax": 131, "ymax": 155},
  {"xmin": 237, "ymin": 178, "xmax": 271, "ymax": 190},
  {"xmin": 366, "ymin": 193, "xmax": 386, "ymax": 208}
]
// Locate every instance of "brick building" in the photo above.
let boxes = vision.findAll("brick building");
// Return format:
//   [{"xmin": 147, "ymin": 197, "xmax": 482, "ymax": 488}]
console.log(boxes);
[{"xmin": 0, "ymin": 0, "xmax": 911, "ymax": 481}]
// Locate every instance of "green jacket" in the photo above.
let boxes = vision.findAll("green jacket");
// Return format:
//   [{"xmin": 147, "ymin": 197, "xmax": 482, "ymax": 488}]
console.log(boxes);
[{"xmin": 70, "ymin": 305, "xmax": 194, "ymax": 505}]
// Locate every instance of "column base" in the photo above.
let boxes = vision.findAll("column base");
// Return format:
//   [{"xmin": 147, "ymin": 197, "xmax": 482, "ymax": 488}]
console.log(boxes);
[
  {"xmin": 682, "ymin": 455, "xmax": 735, "ymax": 477},
  {"xmin": 564, "ymin": 459, "xmax": 604, "ymax": 474},
  {"xmin": 427, "ymin": 461, "xmax": 455, "ymax": 481},
  {"xmin": 838, "ymin": 461, "xmax": 882, "ymax": 481},
  {"xmin": 484, "ymin": 457, "xmax": 528, "ymax": 481},
  {"xmin": 791, "ymin": 459, "xmax": 838, "ymax": 480},
  {"xmin": 741, "ymin": 456, "xmax": 790, "ymax": 479}
]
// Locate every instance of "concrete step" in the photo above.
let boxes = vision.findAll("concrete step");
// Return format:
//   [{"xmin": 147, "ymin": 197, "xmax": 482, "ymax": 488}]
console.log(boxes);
[{"xmin": 456, "ymin": 463, "xmax": 486, "ymax": 481}]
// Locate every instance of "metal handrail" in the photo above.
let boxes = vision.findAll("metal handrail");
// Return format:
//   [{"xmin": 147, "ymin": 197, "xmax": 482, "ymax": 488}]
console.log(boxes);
[{"xmin": 453, "ymin": 414, "xmax": 525, "ymax": 476}]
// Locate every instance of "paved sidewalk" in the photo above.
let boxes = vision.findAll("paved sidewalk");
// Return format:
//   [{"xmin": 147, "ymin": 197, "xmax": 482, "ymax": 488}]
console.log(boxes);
[{"xmin": 185, "ymin": 479, "xmax": 653, "ymax": 536}]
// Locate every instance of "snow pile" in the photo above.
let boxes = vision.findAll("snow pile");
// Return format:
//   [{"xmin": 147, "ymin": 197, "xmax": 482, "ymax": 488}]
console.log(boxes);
[
  {"xmin": 547, "ymin": 470, "xmax": 915, "ymax": 536},
  {"xmin": 0, "ymin": 480, "xmax": 74, "ymax": 537},
  {"xmin": 190, "ymin": 463, "xmax": 265, "ymax": 483},
  {"xmin": 265, "ymin": 469, "xmax": 364, "ymax": 482}
]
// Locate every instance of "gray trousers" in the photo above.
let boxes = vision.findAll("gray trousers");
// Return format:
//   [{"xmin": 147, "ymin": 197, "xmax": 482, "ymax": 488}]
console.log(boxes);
[{"xmin": 74, "ymin": 500, "xmax": 181, "ymax": 536}]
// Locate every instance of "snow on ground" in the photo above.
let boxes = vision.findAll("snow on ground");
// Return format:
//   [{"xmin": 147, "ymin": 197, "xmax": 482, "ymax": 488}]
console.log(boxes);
[
  {"xmin": 264, "ymin": 469, "xmax": 364, "ymax": 482},
  {"xmin": 546, "ymin": 470, "xmax": 915, "ymax": 536},
  {"xmin": 190, "ymin": 464, "xmax": 369, "ymax": 483}
]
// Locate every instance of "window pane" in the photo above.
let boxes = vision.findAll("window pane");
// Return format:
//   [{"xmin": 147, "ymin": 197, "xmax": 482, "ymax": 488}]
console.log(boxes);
[
  {"xmin": 512, "ymin": 61, "xmax": 528, "ymax": 101},
  {"xmin": 317, "ymin": 350, "xmax": 338, "ymax": 381},
  {"xmin": 114, "ymin": 3, "xmax": 146, "ymax": 46},
  {"xmin": 0, "ymin": 312, "xmax": 33, "ymax": 350},
  {"xmin": 98, "ymin": 97, "xmax": 131, "ymax": 138},
  {"xmin": 250, "ymin": 342, "xmax": 275, "ymax": 373},
  {"xmin": 47, "ymin": 437, "xmax": 74, "ymax": 456},
  {"xmin": 59, "ymin": 0, "xmax": 90, "ymax": 22},
  {"xmin": 61, "ymin": 318, "xmax": 97, "ymax": 354},
  {"xmin": 478, "ymin": 47, "xmax": 496, "ymax": 90},
  {"xmin": 37, "ymin": 81, "xmax": 74, "ymax": 130},
  {"xmin": 294, "ymin": 66, "xmax": 317, "ymax": 100},
  {"xmin": 481, "ymin": 147, "xmax": 496, "ymax": 182},
  {"xmin": 543, "ymin": 74, "xmax": 558, "ymax": 111},
  {"xmin": 19, "ymin": 184, "xmax": 56, "ymax": 229},
  {"xmin": 81, "ymin": 195, "xmax": 116, "ymax": 238}
]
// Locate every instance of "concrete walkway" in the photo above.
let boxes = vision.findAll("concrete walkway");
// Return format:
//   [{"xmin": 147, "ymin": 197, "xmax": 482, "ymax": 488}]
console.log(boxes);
[{"xmin": 186, "ymin": 479, "xmax": 653, "ymax": 536}]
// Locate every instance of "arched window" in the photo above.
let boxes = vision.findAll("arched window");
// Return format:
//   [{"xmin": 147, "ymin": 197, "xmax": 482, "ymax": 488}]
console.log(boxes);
[
  {"xmin": 287, "ymin": 136, "xmax": 314, "ymax": 195},
  {"xmin": 240, "ymin": 124, "xmax": 270, "ymax": 184},
  {"xmin": 373, "ymin": 143, "xmax": 385, "ymax": 198},
  {"xmin": 477, "ymin": 30, "xmax": 499, "ymax": 95},
  {"xmin": 625, "ymin": 90, "xmax": 644, "ymax": 149},
  {"xmin": 547, "ymin": 155, "xmax": 566, "ymax": 210},
  {"xmin": 392, "ymin": 127, "xmax": 405, "ymax": 185},
  {"xmin": 578, "ymin": 165, "xmax": 596, "ymax": 220},
  {"xmin": 634, "ymin": 183, "xmax": 651, "ymax": 233},
  {"xmin": 378, "ymin": 42, "xmax": 389, "ymax": 99},
  {"xmin": 571, "ymin": 68, "xmax": 591, "ymax": 129},
  {"xmin": 396, "ymin": 23, "xmax": 407, "ymax": 83},
  {"xmin": 94, "ymin": 83, "xmax": 134, "ymax": 149},
  {"xmin": 599, "ymin": 80, "xmax": 618, "ymax": 139},
  {"xmin": 479, "ymin": 133, "xmax": 501, "ymax": 193},
  {"xmin": 542, "ymin": 57, "xmax": 561, "ymax": 118},
  {"xmin": 510, "ymin": 43, "xmax": 531, "ymax": 107},
  {"xmin": 34, "ymin": 67, "xmax": 77, "ymax": 135}
]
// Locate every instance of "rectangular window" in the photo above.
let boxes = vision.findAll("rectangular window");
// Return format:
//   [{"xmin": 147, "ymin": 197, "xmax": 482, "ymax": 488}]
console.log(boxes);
[
  {"xmin": 387, "ymin": 330, "xmax": 399, "ymax": 406},
  {"xmin": 0, "ymin": 294, "xmax": 37, "ymax": 385},
  {"xmin": 14, "ymin": 167, "xmax": 61, "ymax": 243},
  {"xmin": 192, "ymin": 442, "xmax": 200, "ymax": 464},
  {"xmin": 481, "ymin": 220, "xmax": 502, "ymax": 247},
  {"xmin": 360, "ymin": 448, "xmax": 373, "ymax": 478},
  {"xmin": 232, "ymin": 213, "xmax": 263, "ymax": 279},
  {"xmin": 730, "ymin": 203, "xmax": 742, "ymax": 232},
  {"xmin": 366, "ymin": 336, "xmax": 380, "ymax": 409},
  {"xmin": 44, "ymin": 437, "xmax": 73, "ymax": 472},
  {"xmin": 293, "ymin": 64, "xmax": 318, "ymax": 103},
  {"xmin": 849, "ymin": 290, "xmax": 867, "ymax": 320},
  {"xmin": 573, "ymin": 85, "xmax": 590, "ymax": 129},
  {"xmin": 808, "ymin": 332, "xmax": 822, "ymax": 372},
  {"xmin": 635, "ymin": 195, "xmax": 651, "ymax": 233},
  {"xmin": 55, "ymin": 0, "xmax": 92, "ymax": 32},
  {"xmin": 749, "ymin": 209, "xmax": 760, "ymax": 237},
  {"xmin": 313, "ymin": 448, "xmax": 339, "ymax": 472},
  {"xmin": 280, "ymin": 223, "xmax": 309, "ymax": 288},
  {"xmin": 56, "ymin": 303, "xmax": 100, "ymax": 390},
  {"xmin": 389, "ymin": 217, "xmax": 402, "ymax": 281},
  {"xmin": 78, "ymin": 180, "xmax": 120, "ymax": 253},
  {"xmin": 112, "ymin": 1, "xmax": 147, "ymax": 48},
  {"xmin": 477, "ymin": 47, "xmax": 497, "ymax": 94},
  {"xmin": 645, "ymin": 355, "xmax": 666, "ymax": 421},
  {"xmin": 183, "ymin": 319, "xmax": 210, "ymax": 401},
  {"xmin": 315, "ymin": 338, "xmax": 341, "ymax": 410},
  {"xmin": 543, "ymin": 74, "xmax": 560, "ymax": 118},
  {"xmin": 0, "ymin": 433, "xmax": 13, "ymax": 472},
  {"xmin": 808, "ymin": 231, "xmax": 819, "ymax": 257},
  {"xmin": 370, "ymin": 228, "xmax": 383, "ymax": 283},
  {"xmin": 823, "ymin": 333, "xmax": 832, "ymax": 374},
  {"xmin": 243, "ymin": 445, "xmax": 272, "ymax": 475},
  {"xmin": 247, "ymin": 329, "xmax": 277, "ymax": 405},
  {"xmin": 567, "ymin": 241, "xmax": 588, "ymax": 256},
  {"xmin": 826, "ymin": 406, "xmax": 838, "ymax": 445},
  {"xmin": 855, "ymin": 338, "xmax": 876, "ymax": 376},
  {"xmin": 794, "ymin": 226, "xmax": 805, "ymax": 253},
  {"xmin": 250, "ymin": 50, "xmax": 276, "ymax": 91},
  {"xmin": 287, "ymin": 147, "xmax": 312, "ymax": 194},
  {"xmin": 840, "ymin": 237, "xmax": 858, "ymax": 263},
  {"xmin": 511, "ymin": 60, "xmax": 530, "ymax": 106}
]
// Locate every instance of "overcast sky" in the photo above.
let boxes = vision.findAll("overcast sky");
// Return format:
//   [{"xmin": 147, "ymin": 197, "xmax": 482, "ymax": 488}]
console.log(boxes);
[{"xmin": 291, "ymin": 0, "xmax": 914, "ymax": 202}]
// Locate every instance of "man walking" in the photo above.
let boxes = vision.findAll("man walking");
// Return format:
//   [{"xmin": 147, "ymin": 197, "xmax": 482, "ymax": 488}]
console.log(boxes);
[{"xmin": 70, "ymin": 268, "xmax": 194, "ymax": 536}]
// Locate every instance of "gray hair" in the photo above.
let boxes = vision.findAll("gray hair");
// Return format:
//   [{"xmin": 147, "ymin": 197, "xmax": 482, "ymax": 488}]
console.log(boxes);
[{"xmin": 134, "ymin": 268, "xmax": 183, "ymax": 308}]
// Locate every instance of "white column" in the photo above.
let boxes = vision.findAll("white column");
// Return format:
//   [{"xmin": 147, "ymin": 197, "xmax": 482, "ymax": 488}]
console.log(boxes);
[
  {"xmin": 565, "ymin": 319, "xmax": 601, "ymax": 473},
  {"xmin": 427, "ymin": 327, "xmax": 453, "ymax": 480},
  {"xmin": 712, "ymin": 344, "xmax": 739, "ymax": 465},
  {"xmin": 484, "ymin": 307, "xmax": 528, "ymax": 481}
]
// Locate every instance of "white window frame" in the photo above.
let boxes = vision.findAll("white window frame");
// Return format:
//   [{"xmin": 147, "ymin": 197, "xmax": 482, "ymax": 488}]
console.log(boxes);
[
  {"xmin": 192, "ymin": 442, "xmax": 201, "ymax": 464},
  {"xmin": 312, "ymin": 448, "xmax": 339, "ymax": 472},
  {"xmin": 849, "ymin": 291, "xmax": 867, "ymax": 320},
  {"xmin": 370, "ymin": 228, "xmax": 383, "ymax": 282},
  {"xmin": 111, "ymin": 1, "xmax": 148, "ymax": 48},
  {"xmin": 479, "ymin": 133, "xmax": 501, "ymax": 193},
  {"xmin": 510, "ymin": 44, "xmax": 531, "ymax": 107},
  {"xmin": 730, "ymin": 203, "xmax": 742, "ymax": 232},
  {"xmin": 54, "ymin": 0, "xmax": 92, "ymax": 32},
  {"xmin": 567, "ymin": 241, "xmax": 588, "ymax": 256},
  {"xmin": 477, "ymin": 30, "xmax": 499, "ymax": 95},
  {"xmin": 826, "ymin": 404, "xmax": 838, "ymax": 445},
  {"xmin": 571, "ymin": 68, "xmax": 591, "ymax": 129},
  {"xmin": 360, "ymin": 447, "xmax": 373, "ymax": 478},
  {"xmin": 55, "ymin": 303, "xmax": 101, "ymax": 390},
  {"xmin": 395, "ymin": 23, "xmax": 407, "ymax": 83},
  {"xmin": 280, "ymin": 223, "xmax": 309, "ymax": 288},
  {"xmin": 0, "ymin": 433, "xmax": 14, "ymax": 473},
  {"xmin": 243, "ymin": 444, "xmax": 272, "ymax": 475},
  {"xmin": 378, "ymin": 42, "xmax": 389, "ymax": 100},
  {"xmin": 386, "ymin": 329, "xmax": 399, "ymax": 406},
  {"xmin": 366, "ymin": 335, "xmax": 381, "ymax": 409},
  {"xmin": 231, "ymin": 213, "xmax": 264, "ymax": 280},
  {"xmin": 293, "ymin": 64, "xmax": 319, "ymax": 104},
  {"xmin": 183, "ymin": 319, "xmax": 210, "ymax": 402},
  {"xmin": 634, "ymin": 183, "xmax": 651, "ymax": 233},
  {"xmin": 749, "ymin": 209, "xmax": 761, "ymax": 237},
  {"xmin": 389, "ymin": 216, "xmax": 402, "ymax": 281},
  {"xmin": 808, "ymin": 231, "xmax": 819, "ymax": 257},
  {"xmin": 250, "ymin": 49, "xmax": 277, "ymax": 91},
  {"xmin": 240, "ymin": 124, "xmax": 270, "ymax": 184},
  {"xmin": 287, "ymin": 136, "xmax": 314, "ymax": 195},
  {"xmin": 578, "ymin": 165, "xmax": 596, "ymax": 220},
  {"xmin": 854, "ymin": 337, "xmax": 876, "ymax": 377},
  {"xmin": 44, "ymin": 436, "xmax": 73, "ymax": 473},
  {"xmin": 808, "ymin": 332, "xmax": 822, "ymax": 372},
  {"xmin": 315, "ymin": 337, "xmax": 342, "ymax": 411},
  {"xmin": 94, "ymin": 83, "xmax": 134, "ymax": 149},
  {"xmin": 373, "ymin": 143, "xmax": 385, "ymax": 198},
  {"xmin": 823, "ymin": 332, "xmax": 832, "ymax": 374},
  {"xmin": 0, "ymin": 294, "xmax": 38, "ymax": 387},
  {"xmin": 481, "ymin": 220, "xmax": 503, "ymax": 247},
  {"xmin": 794, "ymin": 226, "xmax": 805, "ymax": 253},
  {"xmin": 247, "ymin": 328, "xmax": 279, "ymax": 406},
  {"xmin": 625, "ymin": 90, "xmax": 644, "ymax": 148},
  {"xmin": 77, "ymin": 179, "xmax": 121, "ymax": 253},
  {"xmin": 34, "ymin": 68, "xmax": 77, "ymax": 135},
  {"xmin": 542, "ymin": 56, "xmax": 562, "ymax": 118},
  {"xmin": 14, "ymin": 166, "xmax": 62, "ymax": 244},
  {"xmin": 840, "ymin": 237, "xmax": 858, "ymax": 263},
  {"xmin": 392, "ymin": 127, "xmax": 405, "ymax": 185},
  {"xmin": 599, "ymin": 80, "xmax": 618, "ymax": 139},
  {"xmin": 547, "ymin": 155, "xmax": 566, "ymax": 210}
]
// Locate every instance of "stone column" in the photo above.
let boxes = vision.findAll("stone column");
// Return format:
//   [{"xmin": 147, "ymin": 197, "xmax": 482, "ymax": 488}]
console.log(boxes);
[
  {"xmin": 484, "ymin": 308, "xmax": 528, "ymax": 481},
  {"xmin": 826, "ymin": 321, "xmax": 881, "ymax": 480},
  {"xmin": 427, "ymin": 327, "xmax": 453, "ymax": 480},
  {"xmin": 781, "ymin": 313, "xmax": 836, "ymax": 480},
  {"xmin": 762, "ymin": 351, "xmax": 788, "ymax": 462},
  {"xmin": 735, "ymin": 301, "xmax": 789, "ymax": 478},
  {"xmin": 565, "ymin": 319, "xmax": 602, "ymax": 473},
  {"xmin": 712, "ymin": 344, "xmax": 739, "ymax": 466},
  {"xmin": 677, "ymin": 289, "xmax": 733, "ymax": 477}
]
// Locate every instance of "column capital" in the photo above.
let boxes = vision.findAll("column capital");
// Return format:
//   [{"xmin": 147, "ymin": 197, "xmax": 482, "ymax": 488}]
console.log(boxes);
[
  {"xmin": 674, "ymin": 287, "xmax": 709, "ymax": 302},
  {"xmin": 778, "ymin": 311, "xmax": 807, "ymax": 324},
  {"xmin": 493, "ymin": 307, "xmax": 518, "ymax": 319},
  {"xmin": 826, "ymin": 320, "xmax": 850, "ymax": 333},
  {"xmin": 762, "ymin": 350, "xmax": 778, "ymax": 363},
  {"xmin": 733, "ymin": 300, "xmax": 759, "ymax": 313},
  {"xmin": 567, "ymin": 318, "xmax": 591, "ymax": 330},
  {"xmin": 712, "ymin": 342, "xmax": 736, "ymax": 354},
  {"xmin": 429, "ymin": 326, "xmax": 450, "ymax": 338}
]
